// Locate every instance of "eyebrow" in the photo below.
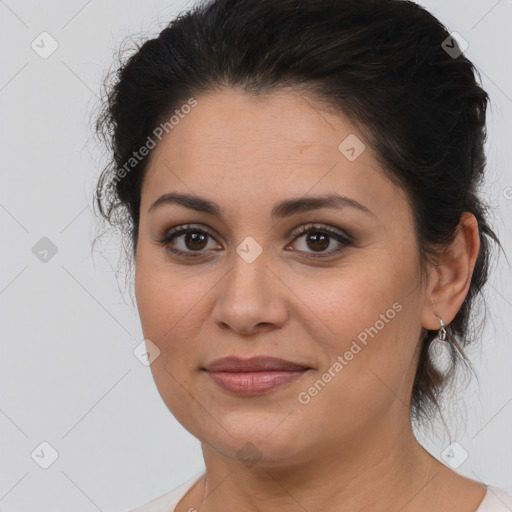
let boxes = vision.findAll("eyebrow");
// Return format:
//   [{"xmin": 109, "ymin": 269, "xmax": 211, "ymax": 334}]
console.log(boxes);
[{"xmin": 148, "ymin": 192, "xmax": 376, "ymax": 219}]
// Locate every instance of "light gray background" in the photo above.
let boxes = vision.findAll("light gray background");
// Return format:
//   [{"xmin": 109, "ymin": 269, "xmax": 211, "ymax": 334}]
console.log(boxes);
[{"xmin": 0, "ymin": 1, "xmax": 511, "ymax": 511}]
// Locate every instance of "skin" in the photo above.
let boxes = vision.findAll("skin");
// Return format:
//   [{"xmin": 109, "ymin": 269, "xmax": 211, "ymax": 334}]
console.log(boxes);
[{"xmin": 134, "ymin": 87, "xmax": 485, "ymax": 512}]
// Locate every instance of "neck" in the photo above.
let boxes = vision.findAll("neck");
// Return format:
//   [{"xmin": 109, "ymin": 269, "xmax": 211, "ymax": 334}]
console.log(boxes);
[{"xmin": 197, "ymin": 410, "xmax": 440, "ymax": 512}]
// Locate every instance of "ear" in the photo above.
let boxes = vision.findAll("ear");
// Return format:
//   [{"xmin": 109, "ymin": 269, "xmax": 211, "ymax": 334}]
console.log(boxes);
[{"xmin": 420, "ymin": 212, "xmax": 481, "ymax": 330}]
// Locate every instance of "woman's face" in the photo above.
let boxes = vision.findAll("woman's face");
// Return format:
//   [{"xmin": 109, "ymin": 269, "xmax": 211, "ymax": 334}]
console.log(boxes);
[{"xmin": 135, "ymin": 88, "xmax": 430, "ymax": 467}]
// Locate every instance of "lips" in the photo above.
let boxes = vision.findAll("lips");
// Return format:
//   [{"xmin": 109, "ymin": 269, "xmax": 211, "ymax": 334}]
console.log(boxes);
[
  {"xmin": 203, "ymin": 356, "xmax": 312, "ymax": 396},
  {"xmin": 204, "ymin": 356, "xmax": 310, "ymax": 372}
]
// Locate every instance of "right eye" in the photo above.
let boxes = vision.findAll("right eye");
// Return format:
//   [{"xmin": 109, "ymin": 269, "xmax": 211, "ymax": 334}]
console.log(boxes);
[{"xmin": 158, "ymin": 224, "xmax": 222, "ymax": 258}]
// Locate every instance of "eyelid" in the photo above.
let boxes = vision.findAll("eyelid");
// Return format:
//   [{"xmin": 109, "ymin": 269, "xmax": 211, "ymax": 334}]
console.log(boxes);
[
  {"xmin": 289, "ymin": 222, "xmax": 354, "ymax": 243},
  {"xmin": 158, "ymin": 224, "xmax": 222, "ymax": 256},
  {"xmin": 158, "ymin": 222, "xmax": 354, "ymax": 258}
]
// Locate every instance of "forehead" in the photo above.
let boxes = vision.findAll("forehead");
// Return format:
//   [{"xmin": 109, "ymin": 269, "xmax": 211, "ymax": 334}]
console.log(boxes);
[
  {"xmin": 141, "ymin": 88, "xmax": 406, "ymax": 221},
  {"xmin": 150, "ymin": 87, "xmax": 361, "ymax": 165}
]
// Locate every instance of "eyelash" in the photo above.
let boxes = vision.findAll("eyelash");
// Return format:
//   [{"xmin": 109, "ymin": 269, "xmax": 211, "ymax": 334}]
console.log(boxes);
[{"xmin": 158, "ymin": 223, "xmax": 354, "ymax": 260}]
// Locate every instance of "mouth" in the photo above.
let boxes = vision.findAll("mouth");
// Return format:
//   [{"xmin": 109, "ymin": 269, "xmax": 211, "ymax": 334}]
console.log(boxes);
[{"xmin": 201, "ymin": 356, "xmax": 312, "ymax": 396}]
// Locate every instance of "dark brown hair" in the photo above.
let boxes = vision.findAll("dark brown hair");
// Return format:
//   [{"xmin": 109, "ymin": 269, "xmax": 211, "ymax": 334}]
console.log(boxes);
[{"xmin": 94, "ymin": 0, "xmax": 503, "ymax": 425}]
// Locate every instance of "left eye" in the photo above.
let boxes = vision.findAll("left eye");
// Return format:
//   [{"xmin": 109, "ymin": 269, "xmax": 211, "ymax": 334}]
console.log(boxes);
[
  {"xmin": 158, "ymin": 223, "xmax": 353, "ymax": 259},
  {"xmin": 287, "ymin": 224, "xmax": 353, "ymax": 257}
]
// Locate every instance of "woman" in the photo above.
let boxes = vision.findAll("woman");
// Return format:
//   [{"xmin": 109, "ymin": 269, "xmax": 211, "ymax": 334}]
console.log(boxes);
[{"xmin": 94, "ymin": 0, "xmax": 511, "ymax": 510}]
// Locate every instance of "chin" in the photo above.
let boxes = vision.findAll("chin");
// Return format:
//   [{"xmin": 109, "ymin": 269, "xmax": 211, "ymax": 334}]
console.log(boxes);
[{"xmin": 197, "ymin": 420, "xmax": 311, "ymax": 467}]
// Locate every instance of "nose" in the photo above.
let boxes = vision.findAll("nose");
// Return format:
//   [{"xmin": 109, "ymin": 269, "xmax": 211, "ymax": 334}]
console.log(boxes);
[{"xmin": 211, "ymin": 250, "xmax": 288, "ymax": 336}]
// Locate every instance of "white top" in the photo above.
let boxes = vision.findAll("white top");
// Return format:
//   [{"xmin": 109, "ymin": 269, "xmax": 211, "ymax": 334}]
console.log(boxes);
[{"xmin": 128, "ymin": 472, "xmax": 512, "ymax": 512}]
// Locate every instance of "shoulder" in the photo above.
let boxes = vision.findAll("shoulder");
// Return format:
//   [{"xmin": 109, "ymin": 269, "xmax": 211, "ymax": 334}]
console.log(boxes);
[
  {"xmin": 127, "ymin": 471, "xmax": 205, "ymax": 512},
  {"xmin": 476, "ymin": 486, "xmax": 512, "ymax": 512}
]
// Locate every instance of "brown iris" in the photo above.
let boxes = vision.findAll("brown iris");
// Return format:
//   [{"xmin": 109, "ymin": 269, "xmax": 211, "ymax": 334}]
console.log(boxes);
[
  {"xmin": 305, "ymin": 232, "xmax": 329, "ymax": 252},
  {"xmin": 185, "ymin": 232, "xmax": 208, "ymax": 251}
]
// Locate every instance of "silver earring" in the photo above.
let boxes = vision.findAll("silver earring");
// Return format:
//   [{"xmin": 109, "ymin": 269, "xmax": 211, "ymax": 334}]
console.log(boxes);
[
  {"xmin": 429, "ymin": 316, "xmax": 452, "ymax": 373},
  {"xmin": 438, "ymin": 317, "xmax": 447, "ymax": 342}
]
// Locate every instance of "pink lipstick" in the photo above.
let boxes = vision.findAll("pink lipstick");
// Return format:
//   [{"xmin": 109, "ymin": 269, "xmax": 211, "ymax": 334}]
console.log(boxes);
[{"xmin": 203, "ymin": 356, "xmax": 311, "ymax": 396}]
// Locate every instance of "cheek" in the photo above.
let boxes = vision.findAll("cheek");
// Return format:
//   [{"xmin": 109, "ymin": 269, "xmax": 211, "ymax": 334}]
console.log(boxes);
[
  {"xmin": 292, "ymin": 265, "xmax": 404, "ymax": 345},
  {"xmin": 294, "ymin": 252, "xmax": 420, "ymax": 384},
  {"xmin": 294, "ymin": 288, "xmax": 419, "ymax": 439},
  {"xmin": 134, "ymin": 255, "xmax": 214, "ymax": 363},
  {"xmin": 134, "ymin": 260, "xmax": 207, "ymax": 425}
]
